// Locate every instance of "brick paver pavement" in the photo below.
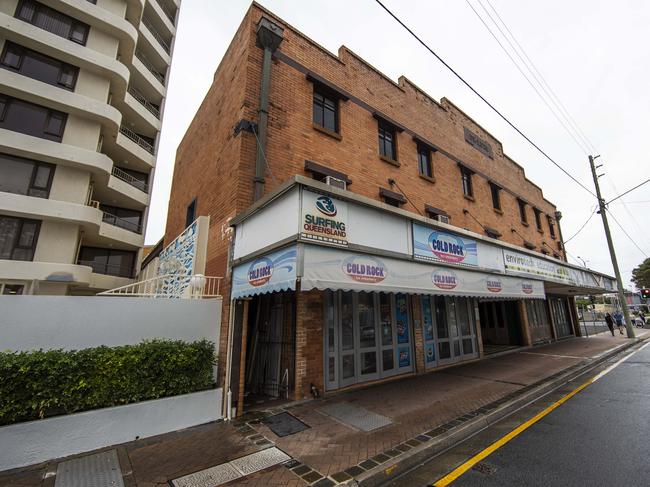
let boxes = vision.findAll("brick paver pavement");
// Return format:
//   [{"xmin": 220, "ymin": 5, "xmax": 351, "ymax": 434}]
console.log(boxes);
[{"xmin": 1, "ymin": 331, "xmax": 646, "ymax": 487}]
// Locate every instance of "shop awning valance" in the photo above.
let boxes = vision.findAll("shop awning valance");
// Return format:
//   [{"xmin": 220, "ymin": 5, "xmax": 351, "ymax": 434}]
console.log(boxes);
[
  {"xmin": 231, "ymin": 246, "xmax": 297, "ymax": 299},
  {"xmin": 301, "ymin": 245, "xmax": 545, "ymax": 300}
]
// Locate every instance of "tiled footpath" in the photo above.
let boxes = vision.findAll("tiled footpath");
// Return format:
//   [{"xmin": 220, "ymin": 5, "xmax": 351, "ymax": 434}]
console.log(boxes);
[{"xmin": 1, "ymin": 331, "xmax": 647, "ymax": 487}]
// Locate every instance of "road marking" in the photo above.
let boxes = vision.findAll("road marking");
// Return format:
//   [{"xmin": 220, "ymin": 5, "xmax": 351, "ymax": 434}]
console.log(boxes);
[
  {"xmin": 433, "ymin": 343, "xmax": 645, "ymax": 486},
  {"xmin": 520, "ymin": 352, "xmax": 584, "ymax": 359}
]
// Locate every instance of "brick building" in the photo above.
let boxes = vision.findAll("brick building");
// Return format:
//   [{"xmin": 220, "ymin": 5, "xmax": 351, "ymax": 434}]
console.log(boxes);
[{"xmin": 164, "ymin": 3, "xmax": 614, "ymax": 414}]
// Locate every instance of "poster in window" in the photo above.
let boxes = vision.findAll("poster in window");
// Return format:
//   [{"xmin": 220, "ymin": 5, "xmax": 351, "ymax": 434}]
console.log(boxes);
[
  {"xmin": 422, "ymin": 298, "xmax": 434, "ymax": 341},
  {"xmin": 425, "ymin": 343, "xmax": 435, "ymax": 364},
  {"xmin": 398, "ymin": 346, "xmax": 411, "ymax": 367},
  {"xmin": 396, "ymin": 294, "xmax": 409, "ymax": 344}
]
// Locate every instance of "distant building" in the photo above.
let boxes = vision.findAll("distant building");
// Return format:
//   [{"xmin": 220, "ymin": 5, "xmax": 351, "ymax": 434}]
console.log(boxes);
[
  {"xmin": 164, "ymin": 3, "xmax": 615, "ymax": 412},
  {"xmin": 0, "ymin": 0, "xmax": 180, "ymax": 295}
]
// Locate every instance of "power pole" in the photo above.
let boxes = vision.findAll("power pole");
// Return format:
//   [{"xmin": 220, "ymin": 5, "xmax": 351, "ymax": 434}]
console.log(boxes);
[{"xmin": 589, "ymin": 155, "xmax": 635, "ymax": 338}]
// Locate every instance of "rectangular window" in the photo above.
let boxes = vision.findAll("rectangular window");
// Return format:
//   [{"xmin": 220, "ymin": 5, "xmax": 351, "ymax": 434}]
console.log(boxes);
[
  {"xmin": 489, "ymin": 182, "xmax": 501, "ymax": 211},
  {"xmin": 1, "ymin": 42, "xmax": 79, "ymax": 90},
  {"xmin": 0, "ymin": 95, "xmax": 68, "ymax": 142},
  {"xmin": 0, "ymin": 153, "xmax": 55, "ymax": 198},
  {"xmin": 518, "ymin": 198, "xmax": 527, "ymax": 224},
  {"xmin": 15, "ymin": 0, "xmax": 89, "ymax": 46},
  {"xmin": 312, "ymin": 90, "xmax": 338, "ymax": 134},
  {"xmin": 78, "ymin": 247, "xmax": 136, "ymax": 278},
  {"xmin": 460, "ymin": 166, "xmax": 473, "ymax": 197},
  {"xmin": 1, "ymin": 283, "xmax": 25, "ymax": 295},
  {"xmin": 99, "ymin": 204, "xmax": 143, "ymax": 234},
  {"xmin": 186, "ymin": 198, "xmax": 197, "ymax": 228},
  {"xmin": 417, "ymin": 144, "xmax": 433, "ymax": 179},
  {"xmin": 378, "ymin": 121, "xmax": 397, "ymax": 161},
  {"xmin": 548, "ymin": 215, "xmax": 556, "ymax": 239},
  {"xmin": 0, "ymin": 215, "xmax": 40, "ymax": 261},
  {"xmin": 534, "ymin": 208, "xmax": 543, "ymax": 230}
]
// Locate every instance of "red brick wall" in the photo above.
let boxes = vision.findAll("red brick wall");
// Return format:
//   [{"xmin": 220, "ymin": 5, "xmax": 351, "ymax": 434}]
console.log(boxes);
[{"xmin": 295, "ymin": 289, "xmax": 323, "ymax": 399}]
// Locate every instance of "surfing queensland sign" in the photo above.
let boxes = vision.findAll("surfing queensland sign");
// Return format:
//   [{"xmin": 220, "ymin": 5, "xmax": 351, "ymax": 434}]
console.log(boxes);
[
  {"xmin": 301, "ymin": 191, "xmax": 348, "ymax": 246},
  {"xmin": 413, "ymin": 223, "xmax": 478, "ymax": 267}
]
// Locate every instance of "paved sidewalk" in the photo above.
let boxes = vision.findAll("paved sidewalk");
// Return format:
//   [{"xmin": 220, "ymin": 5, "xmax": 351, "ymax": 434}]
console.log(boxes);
[{"xmin": 2, "ymin": 330, "xmax": 647, "ymax": 487}]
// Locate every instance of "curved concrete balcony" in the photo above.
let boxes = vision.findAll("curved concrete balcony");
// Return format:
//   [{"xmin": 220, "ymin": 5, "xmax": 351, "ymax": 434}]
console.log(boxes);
[
  {"xmin": 103, "ymin": 128, "xmax": 156, "ymax": 173},
  {"xmin": 0, "ymin": 14, "xmax": 129, "ymax": 97},
  {"xmin": 97, "ymin": 216, "xmax": 144, "ymax": 248},
  {"xmin": 132, "ymin": 51, "xmax": 166, "ymax": 99},
  {"xmin": 93, "ymin": 172, "xmax": 150, "ymax": 209},
  {"xmin": 138, "ymin": 20, "xmax": 172, "ymax": 66},
  {"xmin": 117, "ymin": 88, "xmax": 162, "ymax": 136},
  {"xmin": 88, "ymin": 272, "xmax": 134, "ymax": 291},
  {"xmin": 39, "ymin": 0, "xmax": 137, "ymax": 63},
  {"xmin": 0, "ymin": 129, "xmax": 113, "ymax": 176},
  {"xmin": 0, "ymin": 69, "xmax": 122, "ymax": 134},
  {"xmin": 0, "ymin": 259, "xmax": 92, "ymax": 287},
  {"xmin": 148, "ymin": 0, "xmax": 176, "ymax": 37}
]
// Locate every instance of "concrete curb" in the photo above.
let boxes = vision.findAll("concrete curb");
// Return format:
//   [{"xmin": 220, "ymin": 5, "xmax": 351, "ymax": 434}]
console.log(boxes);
[{"xmin": 354, "ymin": 337, "xmax": 646, "ymax": 487}]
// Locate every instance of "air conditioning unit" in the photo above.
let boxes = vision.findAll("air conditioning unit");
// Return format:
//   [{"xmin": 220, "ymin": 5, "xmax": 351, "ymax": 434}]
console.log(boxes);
[
  {"xmin": 325, "ymin": 175, "xmax": 346, "ymax": 190},
  {"xmin": 438, "ymin": 215, "xmax": 450, "ymax": 224}
]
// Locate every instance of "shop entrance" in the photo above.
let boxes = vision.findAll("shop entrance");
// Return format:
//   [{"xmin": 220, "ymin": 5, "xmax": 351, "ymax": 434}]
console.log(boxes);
[
  {"xmin": 549, "ymin": 296, "xmax": 573, "ymax": 338},
  {"xmin": 324, "ymin": 291, "xmax": 414, "ymax": 391},
  {"xmin": 243, "ymin": 291, "xmax": 296, "ymax": 409},
  {"xmin": 478, "ymin": 300, "xmax": 523, "ymax": 353},
  {"xmin": 525, "ymin": 299, "xmax": 553, "ymax": 343},
  {"xmin": 421, "ymin": 296, "xmax": 479, "ymax": 369}
]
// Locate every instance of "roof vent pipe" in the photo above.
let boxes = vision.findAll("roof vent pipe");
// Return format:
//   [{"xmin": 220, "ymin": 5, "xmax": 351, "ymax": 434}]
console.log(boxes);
[{"xmin": 253, "ymin": 17, "xmax": 284, "ymax": 201}]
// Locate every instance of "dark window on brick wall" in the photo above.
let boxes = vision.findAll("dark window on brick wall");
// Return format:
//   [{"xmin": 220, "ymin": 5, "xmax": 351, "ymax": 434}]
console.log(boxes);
[
  {"xmin": 313, "ymin": 90, "xmax": 338, "ymax": 133},
  {"xmin": 0, "ymin": 153, "xmax": 55, "ymax": 198},
  {"xmin": 489, "ymin": 182, "xmax": 501, "ymax": 211},
  {"xmin": 0, "ymin": 215, "xmax": 40, "ymax": 261},
  {"xmin": 0, "ymin": 95, "xmax": 67, "ymax": 142},
  {"xmin": 1, "ymin": 42, "xmax": 79, "ymax": 90},
  {"xmin": 518, "ymin": 198, "xmax": 528, "ymax": 224},
  {"xmin": 378, "ymin": 121, "xmax": 397, "ymax": 161},
  {"xmin": 534, "ymin": 208, "xmax": 543, "ymax": 230},
  {"xmin": 548, "ymin": 215, "xmax": 556, "ymax": 239},
  {"xmin": 16, "ymin": 0, "xmax": 89, "ymax": 45},
  {"xmin": 417, "ymin": 144, "xmax": 433, "ymax": 179},
  {"xmin": 186, "ymin": 198, "xmax": 197, "ymax": 228},
  {"xmin": 460, "ymin": 166, "xmax": 473, "ymax": 198}
]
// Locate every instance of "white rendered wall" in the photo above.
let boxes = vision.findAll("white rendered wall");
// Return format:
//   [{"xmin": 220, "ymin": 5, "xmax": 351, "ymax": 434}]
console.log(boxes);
[{"xmin": 0, "ymin": 296, "xmax": 222, "ymax": 351}]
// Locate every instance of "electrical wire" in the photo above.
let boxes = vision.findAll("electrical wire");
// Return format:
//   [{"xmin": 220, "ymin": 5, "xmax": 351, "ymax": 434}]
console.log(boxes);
[
  {"xmin": 466, "ymin": 0, "xmax": 591, "ymax": 156},
  {"xmin": 372, "ymin": 0, "xmax": 597, "ymax": 198},
  {"xmin": 562, "ymin": 206, "xmax": 597, "ymax": 245},
  {"xmin": 606, "ymin": 208, "xmax": 648, "ymax": 258},
  {"xmin": 607, "ymin": 178, "xmax": 650, "ymax": 204}
]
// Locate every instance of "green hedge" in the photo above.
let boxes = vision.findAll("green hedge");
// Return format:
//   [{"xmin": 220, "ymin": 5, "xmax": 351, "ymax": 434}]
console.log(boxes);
[{"xmin": 0, "ymin": 339, "xmax": 217, "ymax": 426}]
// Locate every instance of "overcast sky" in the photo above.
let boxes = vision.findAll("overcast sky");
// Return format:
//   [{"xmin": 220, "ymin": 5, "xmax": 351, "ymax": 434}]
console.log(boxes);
[{"xmin": 147, "ymin": 0, "xmax": 650, "ymax": 288}]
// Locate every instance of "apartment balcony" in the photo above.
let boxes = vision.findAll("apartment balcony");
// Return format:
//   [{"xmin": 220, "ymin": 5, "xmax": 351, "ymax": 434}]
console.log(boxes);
[
  {"xmin": 99, "ymin": 210, "xmax": 143, "ymax": 235},
  {"xmin": 134, "ymin": 50, "xmax": 166, "ymax": 89},
  {"xmin": 126, "ymin": 86, "xmax": 160, "ymax": 119},
  {"xmin": 119, "ymin": 126, "xmax": 155, "ymax": 155},
  {"xmin": 141, "ymin": 16, "xmax": 171, "ymax": 55},
  {"xmin": 153, "ymin": 0, "xmax": 178, "ymax": 26},
  {"xmin": 77, "ymin": 260, "xmax": 134, "ymax": 279},
  {"xmin": 111, "ymin": 166, "xmax": 149, "ymax": 193}
]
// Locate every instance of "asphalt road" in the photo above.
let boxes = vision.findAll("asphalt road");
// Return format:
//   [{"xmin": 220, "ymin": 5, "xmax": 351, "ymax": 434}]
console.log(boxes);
[{"xmin": 388, "ymin": 341, "xmax": 650, "ymax": 487}]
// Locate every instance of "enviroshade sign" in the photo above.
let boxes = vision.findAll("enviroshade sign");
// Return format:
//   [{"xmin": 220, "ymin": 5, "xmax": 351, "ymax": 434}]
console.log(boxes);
[
  {"xmin": 301, "ymin": 191, "xmax": 348, "ymax": 246},
  {"xmin": 413, "ymin": 223, "xmax": 478, "ymax": 267},
  {"xmin": 503, "ymin": 249, "xmax": 573, "ymax": 283}
]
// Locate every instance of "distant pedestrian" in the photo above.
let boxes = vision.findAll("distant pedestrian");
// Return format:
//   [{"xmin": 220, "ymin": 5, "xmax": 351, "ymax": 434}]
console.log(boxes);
[
  {"xmin": 605, "ymin": 313, "xmax": 615, "ymax": 337},
  {"xmin": 613, "ymin": 310, "xmax": 624, "ymax": 335},
  {"xmin": 639, "ymin": 314, "xmax": 646, "ymax": 328}
]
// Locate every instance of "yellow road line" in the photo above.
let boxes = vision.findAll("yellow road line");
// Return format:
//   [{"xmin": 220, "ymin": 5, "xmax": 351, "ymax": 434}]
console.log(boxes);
[{"xmin": 433, "ymin": 378, "xmax": 594, "ymax": 486}]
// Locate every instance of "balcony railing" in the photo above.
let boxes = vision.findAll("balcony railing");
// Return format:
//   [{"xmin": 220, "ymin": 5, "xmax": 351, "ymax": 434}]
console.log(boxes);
[
  {"xmin": 155, "ymin": 0, "xmax": 177, "ymax": 25},
  {"xmin": 119, "ymin": 125, "xmax": 155, "ymax": 154},
  {"xmin": 78, "ymin": 260, "xmax": 134, "ymax": 278},
  {"xmin": 98, "ymin": 274, "xmax": 223, "ymax": 299},
  {"xmin": 135, "ymin": 50, "xmax": 166, "ymax": 85},
  {"xmin": 141, "ymin": 17, "xmax": 171, "ymax": 54},
  {"xmin": 111, "ymin": 166, "xmax": 149, "ymax": 193},
  {"xmin": 101, "ymin": 211, "xmax": 143, "ymax": 234},
  {"xmin": 126, "ymin": 85, "xmax": 160, "ymax": 118}
]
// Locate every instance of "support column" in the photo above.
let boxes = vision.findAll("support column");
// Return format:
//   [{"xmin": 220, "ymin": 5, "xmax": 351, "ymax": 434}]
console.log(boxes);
[
  {"xmin": 567, "ymin": 296, "xmax": 582, "ymax": 337},
  {"xmin": 474, "ymin": 300, "xmax": 484, "ymax": 357},
  {"xmin": 411, "ymin": 295, "xmax": 425, "ymax": 373},
  {"xmin": 236, "ymin": 300, "xmax": 250, "ymax": 416},
  {"xmin": 518, "ymin": 300, "xmax": 533, "ymax": 346},
  {"xmin": 294, "ymin": 289, "xmax": 324, "ymax": 399}
]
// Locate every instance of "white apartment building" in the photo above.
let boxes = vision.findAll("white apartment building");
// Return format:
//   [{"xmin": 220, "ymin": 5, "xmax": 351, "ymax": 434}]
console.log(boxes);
[{"xmin": 0, "ymin": 0, "xmax": 179, "ymax": 295}]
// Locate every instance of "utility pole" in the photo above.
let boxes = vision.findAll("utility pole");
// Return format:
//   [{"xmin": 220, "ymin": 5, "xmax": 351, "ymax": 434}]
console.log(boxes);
[{"xmin": 589, "ymin": 155, "xmax": 635, "ymax": 338}]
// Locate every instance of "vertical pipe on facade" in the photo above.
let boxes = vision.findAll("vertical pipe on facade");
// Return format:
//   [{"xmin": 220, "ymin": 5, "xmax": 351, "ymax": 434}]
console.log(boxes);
[{"xmin": 253, "ymin": 18, "xmax": 284, "ymax": 201}]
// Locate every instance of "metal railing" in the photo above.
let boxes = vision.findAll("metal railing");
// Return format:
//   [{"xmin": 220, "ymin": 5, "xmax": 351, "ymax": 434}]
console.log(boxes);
[
  {"xmin": 134, "ymin": 50, "xmax": 165, "ymax": 85},
  {"xmin": 98, "ymin": 274, "xmax": 222, "ymax": 299},
  {"xmin": 111, "ymin": 166, "xmax": 149, "ymax": 192},
  {"xmin": 155, "ymin": 0, "xmax": 177, "ymax": 25},
  {"xmin": 119, "ymin": 125, "xmax": 155, "ymax": 154},
  {"xmin": 78, "ymin": 260, "xmax": 134, "ymax": 278},
  {"xmin": 102, "ymin": 211, "xmax": 143, "ymax": 234},
  {"xmin": 126, "ymin": 85, "xmax": 160, "ymax": 118},
  {"xmin": 141, "ymin": 17, "xmax": 171, "ymax": 54}
]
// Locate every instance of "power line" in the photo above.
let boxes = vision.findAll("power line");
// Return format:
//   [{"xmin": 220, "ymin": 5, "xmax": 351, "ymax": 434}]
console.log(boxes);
[
  {"xmin": 372, "ymin": 0, "xmax": 597, "ymax": 198},
  {"xmin": 483, "ymin": 0, "xmax": 599, "ymax": 154},
  {"xmin": 562, "ymin": 206, "xmax": 597, "ymax": 245},
  {"xmin": 607, "ymin": 208, "xmax": 648, "ymax": 258},
  {"xmin": 466, "ymin": 0, "xmax": 591, "ymax": 156},
  {"xmin": 607, "ymin": 178, "xmax": 650, "ymax": 204}
]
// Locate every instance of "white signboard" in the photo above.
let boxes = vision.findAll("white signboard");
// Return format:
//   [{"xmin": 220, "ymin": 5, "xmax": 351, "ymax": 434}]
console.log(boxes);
[
  {"xmin": 301, "ymin": 245, "xmax": 545, "ymax": 299},
  {"xmin": 301, "ymin": 191, "xmax": 348, "ymax": 246},
  {"xmin": 503, "ymin": 249, "xmax": 573, "ymax": 284}
]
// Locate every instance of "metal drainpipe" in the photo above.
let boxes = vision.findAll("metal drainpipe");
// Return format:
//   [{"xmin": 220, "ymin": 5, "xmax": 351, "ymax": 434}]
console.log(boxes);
[
  {"xmin": 555, "ymin": 211, "xmax": 566, "ymax": 260},
  {"xmin": 253, "ymin": 17, "xmax": 284, "ymax": 202}
]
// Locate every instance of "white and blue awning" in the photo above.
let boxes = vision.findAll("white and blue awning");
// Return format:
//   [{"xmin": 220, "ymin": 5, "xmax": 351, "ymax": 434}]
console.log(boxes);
[{"xmin": 231, "ymin": 246, "xmax": 297, "ymax": 299}]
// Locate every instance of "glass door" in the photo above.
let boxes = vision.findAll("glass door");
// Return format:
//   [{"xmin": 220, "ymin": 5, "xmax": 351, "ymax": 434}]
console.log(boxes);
[
  {"xmin": 435, "ymin": 296, "xmax": 454, "ymax": 365},
  {"xmin": 339, "ymin": 292, "xmax": 356, "ymax": 388},
  {"xmin": 421, "ymin": 296, "xmax": 437, "ymax": 369},
  {"xmin": 379, "ymin": 293, "xmax": 397, "ymax": 376},
  {"xmin": 324, "ymin": 291, "xmax": 338, "ymax": 391},
  {"xmin": 356, "ymin": 292, "xmax": 379, "ymax": 382},
  {"xmin": 395, "ymin": 294, "xmax": 414, "ymax": 373},
  {"xmin": 457, "ymin": 298, "xmax": 478, "ymax": 358}
]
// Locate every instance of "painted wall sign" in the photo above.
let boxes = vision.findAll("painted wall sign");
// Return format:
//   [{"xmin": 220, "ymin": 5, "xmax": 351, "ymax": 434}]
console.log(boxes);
[
  {"xmin": 301, "ymin": 191, "xmax": 348, "ymax": 246},
  {"xmin": 503, "ymin": 249, "xmax": 574, "ymax": 284},
  {"xmin": 464, "ymin": 127, "xmax": 493, "ymax": 159},
  {"xmin": 231, "ymin": 246, "xmax": 297, "ymax": 299},
  {"xmin": 413, "ymin": 223, "xmax": 478, "ymax": 267}
]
